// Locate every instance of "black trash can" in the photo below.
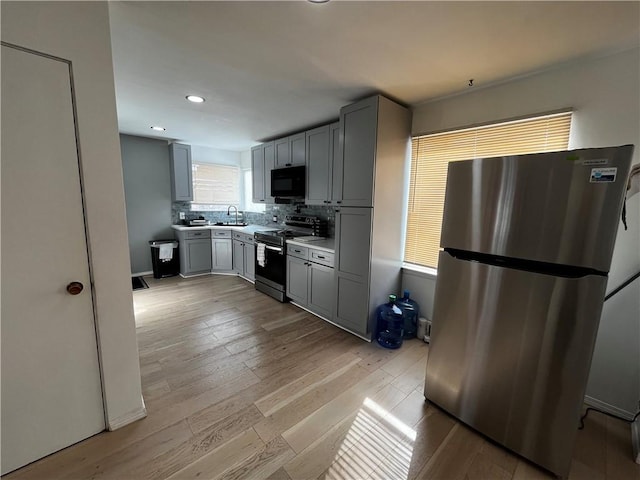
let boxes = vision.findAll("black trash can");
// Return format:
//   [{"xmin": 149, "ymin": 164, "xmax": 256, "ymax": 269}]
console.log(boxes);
[{"xmin": 149, "ymin": 240, "xmax": 180, "ymax": 278}]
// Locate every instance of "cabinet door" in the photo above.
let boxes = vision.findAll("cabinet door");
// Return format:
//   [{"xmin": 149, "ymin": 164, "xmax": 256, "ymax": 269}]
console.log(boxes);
[
  {"xmin": 334, "ymin": 274, "xmax": 369, "ymax": 338},
  {"xmin": 274, "ymin": 137, "xmax": 290, "ymax": 168},
  {"xmin": 329, "ymin": 122, "xmax": 341, "ymax": 204},
  {"xmin": 244, "ymin": 243, "xmax": 256, "ymax": 281},
  {"xmin": 305, "ymin": 125, "xmax": 331, "ymax": 205},
  {"xmin": 308, "ymin": 262, "xmax": 334, "ymax": 319},
  {"xmin": 232, "ymin": 239, "xmax": 244, "ymax": 274},
  {"xmin": 339, "ymin": 96, "xmax": 378, "ymax": 207},
  {"xmin": 286, "ymin": 255, "xmax": 309, "ymax": 304},
  {"xmin": 212, "ymin": 239, "xmax": 232, "ymax": 270},
  {"xmin": 264, "ymin": 142, "xmax": 275, "ymax": 203},
  {"xmin": 251, "ymin": 145, "xmax": 265, "ymax": 202},
  {"xmin": 290, "ymin": 132, "xmax": 306, "ymax": 166},
  {"xmin": 186, "ymin": 238, "xmax": 212, "ymax": 273},
  {"xmin": 334, "ymin": 207, "xmax": 372, "ymax": 281},
  {"xmin": 333, "ymin": 207, "xmax": 372, "ymax": 337},
  {"xmin": 170, "ymin": 143, "xmax": 193, "ymax": 201}
]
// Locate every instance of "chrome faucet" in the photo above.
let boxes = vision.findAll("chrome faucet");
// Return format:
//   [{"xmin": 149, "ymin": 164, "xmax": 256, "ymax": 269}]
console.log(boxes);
[{"xmin": 227, "ymin": 205, "xmax": 239, "ymax": 225}]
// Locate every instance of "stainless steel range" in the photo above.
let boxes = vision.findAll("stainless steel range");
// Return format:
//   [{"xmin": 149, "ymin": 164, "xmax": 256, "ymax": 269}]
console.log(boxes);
[{"xmin": 254, "ymin": 215, "xmax": 327, "ymax": 302}]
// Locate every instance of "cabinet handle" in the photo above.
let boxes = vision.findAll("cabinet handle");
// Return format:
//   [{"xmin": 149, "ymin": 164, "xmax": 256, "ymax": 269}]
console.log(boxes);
[
  {"xmin": 336, "ymin": 201, "xmax": 342, "ymax": 204},
  {"xmin": 317, "ymin": 255, "xmax": 325, "ymax": 259},
  {"xmin": 285, "ymin": 163, "xmax": 292, "ymax": 166}
]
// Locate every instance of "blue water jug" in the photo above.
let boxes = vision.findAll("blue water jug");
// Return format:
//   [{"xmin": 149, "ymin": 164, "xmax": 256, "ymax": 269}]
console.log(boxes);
[
  {"xmin": 396, "ymin": 290, "xmax": 420, "ymax": 339},
  {"xmin": 376, "ymin": 295, "xmax": 404, "ymax": 349}
]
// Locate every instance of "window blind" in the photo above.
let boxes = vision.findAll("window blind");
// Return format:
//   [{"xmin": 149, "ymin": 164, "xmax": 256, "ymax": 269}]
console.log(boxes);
[
  {"xmin": 405, "ymin": 111, "xmax": 572, "ymax": 269},
  {"xmin": 192, "ymin": 163, "xmax": 240, "ymax": 205}
]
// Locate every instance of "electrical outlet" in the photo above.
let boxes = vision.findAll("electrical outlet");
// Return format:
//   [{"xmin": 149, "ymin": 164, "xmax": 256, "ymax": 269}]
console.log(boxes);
[
  {"xmin": 272, "ymin": 215, "xmax": 278, "ymax": 222},
  {"xmin": 179, "ymin": 212, "xmax": 185, "ymax": 220}
]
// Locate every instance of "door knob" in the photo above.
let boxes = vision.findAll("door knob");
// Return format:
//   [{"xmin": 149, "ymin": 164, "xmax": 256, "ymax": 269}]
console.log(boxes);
[{"xmin": 66, "ymin": 281, "xmax": 84, "ymax": 295}]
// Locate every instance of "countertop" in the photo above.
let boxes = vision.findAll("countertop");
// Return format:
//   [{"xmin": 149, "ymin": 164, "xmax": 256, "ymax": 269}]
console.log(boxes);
[
  {"xmin": 287, "ymin": 237, "xmax": 335, "ymax": 253},
  {"xmin": 171, "ymin": 224, "xmax": 278, "ymax": 235}
]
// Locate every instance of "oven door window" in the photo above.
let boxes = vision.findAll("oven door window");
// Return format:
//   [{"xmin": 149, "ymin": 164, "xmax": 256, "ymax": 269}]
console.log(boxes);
[{"xmin": 255, "ymin": 243, "xmax": 286, "ymax": 285}]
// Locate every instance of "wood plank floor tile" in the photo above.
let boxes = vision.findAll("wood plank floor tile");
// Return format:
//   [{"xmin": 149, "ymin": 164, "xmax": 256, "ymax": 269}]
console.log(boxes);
[
  {"xmin": 218, "ymin": 436, "xmax": 295, "ymax": 480},
  {"xmin": 282, "ymin": 369, "xmax": 395, "ymax": 454},
  {"xmin": 255, "ymin": 353, "xmax": 362, "ymax": 416},
  {"xmin": 254, "ymin": 363, "xmax": 370, "ymax": 443},
  {"xmin": 125, "ymin": 405, "xmax": 265, "ymax": 480},
  {"xmin": 165, "ymin": 428, "xmax": 264, "ymax": 480},
  {"xmin": 284, "ymin": 383, "xmax": 409, "ymax": 480}
]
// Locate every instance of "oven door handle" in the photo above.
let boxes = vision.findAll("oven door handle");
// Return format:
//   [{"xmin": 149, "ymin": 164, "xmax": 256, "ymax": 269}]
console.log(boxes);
[{"xmin": 257, "ymin": 242, "xmax": 284, "ymax": 254}]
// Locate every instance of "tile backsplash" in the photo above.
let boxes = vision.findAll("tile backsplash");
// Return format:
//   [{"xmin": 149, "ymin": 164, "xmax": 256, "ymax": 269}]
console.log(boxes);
[{"xmin": 172, "ymin": 202, "xmax": 335, "ymax": 237}]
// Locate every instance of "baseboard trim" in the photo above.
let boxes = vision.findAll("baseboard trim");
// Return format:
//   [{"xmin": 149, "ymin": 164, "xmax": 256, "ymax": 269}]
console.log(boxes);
[
  {"xmin": 107, "ymin": 405, "xmax": 147, "ymax": 431},
  {"xmin": 131, "ymin": 271, "xmax": 153, "ymax": 277},
  {"xmin": 584, "ymin": 395, "xmax": 636, "ymax": 421},
  {"xmin": 632, "ymin": 417, "xmax": 640, "ymax": 464}
]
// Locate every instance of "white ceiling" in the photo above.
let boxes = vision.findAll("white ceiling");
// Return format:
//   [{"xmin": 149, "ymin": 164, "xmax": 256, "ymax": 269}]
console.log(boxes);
[{"xmin": 108, "ymin": 1, "xmax": 640, "ymax": 152}]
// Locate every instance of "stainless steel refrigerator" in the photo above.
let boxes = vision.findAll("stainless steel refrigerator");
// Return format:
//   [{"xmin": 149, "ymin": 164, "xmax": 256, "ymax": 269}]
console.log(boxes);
[{"xmin": 424, "ymin": 145, "xmax": 634, "ymax": 477}]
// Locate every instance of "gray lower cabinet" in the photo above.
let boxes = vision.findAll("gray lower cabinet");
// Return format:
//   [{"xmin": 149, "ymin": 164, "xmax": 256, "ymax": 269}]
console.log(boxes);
[
  {"xmin": 232, "ymin": 232, "xmax": 255, "ymax": 281},
  {"xmin": 211, "ymin": 230, "xmax": 232, "ymax": 271},
  {"xmin": 175, "ymin": 229, "xmax": 212, "ymax": 276},
  {"xmin": 308, "ymin": 262, "xmax": 334, "ymax": 319},
  {"xmin": 169, "ymin": 143, "xmax": 193, "ymax": 202},
  {"xmin": 286, "ymin": 244, "xmax": 334, "ymax": 320}
]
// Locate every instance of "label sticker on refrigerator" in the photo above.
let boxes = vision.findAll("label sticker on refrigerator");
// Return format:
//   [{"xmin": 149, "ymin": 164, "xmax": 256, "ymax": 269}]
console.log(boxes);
[
  {"xmin": 582, "ymin": 159, "xmax": 608, "ymax": 166},
  {"xmin": 590, "ymin": 167, "xmax": 617, "ymax": 183}
]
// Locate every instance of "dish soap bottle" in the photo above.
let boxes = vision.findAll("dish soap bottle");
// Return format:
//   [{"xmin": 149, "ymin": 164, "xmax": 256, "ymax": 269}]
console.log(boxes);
[
  {"xmin": 396, "ymin": 290, "xmax": 420, "ymax": 339},
  {"xmin": 376, "ymin": 295, "xmax": 404, "ymax": 349}
]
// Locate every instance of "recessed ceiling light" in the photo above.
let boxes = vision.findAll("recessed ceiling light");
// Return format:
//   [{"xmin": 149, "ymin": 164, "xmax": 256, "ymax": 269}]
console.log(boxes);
[
  {"xmin": 186, "ymin": 95, "xmax": 205, "ymax": 103},
  {"xmin": 308, "ymin": 0, "xmax": 330, "ymax": 3},
  {"xmin": 151, "ymin": 126, "xmax": 166, "ymax": 131}
]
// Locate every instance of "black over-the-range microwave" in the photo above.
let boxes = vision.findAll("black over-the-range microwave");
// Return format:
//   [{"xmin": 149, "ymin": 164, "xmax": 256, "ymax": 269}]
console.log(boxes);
[{"xmin": 271, "ymin": 165, "xmax": 305, "ymax": 199}]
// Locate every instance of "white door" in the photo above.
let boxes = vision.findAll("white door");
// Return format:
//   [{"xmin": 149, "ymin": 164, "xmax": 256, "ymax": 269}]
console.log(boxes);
[{"xmin": 1, "ymin": 44, "xmax": 105, "ymax": 475}]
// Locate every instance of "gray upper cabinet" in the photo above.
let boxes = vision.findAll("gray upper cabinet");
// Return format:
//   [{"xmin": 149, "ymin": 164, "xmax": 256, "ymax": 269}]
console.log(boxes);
[
  {"xmin": 305, "ymin": 125, "xmax": 331, "ymax": 205},
  {"xmin": 290, "ymin": 133, "xmax": 306, "ymax": 166},
  {"xmin": 275, "ymin": 133, "xmax": 306, "ymax": 168},
  {"xmin": 305, "ymin": 122, "xmax": 341, "ymax": 206},
  {"xmin": 330, "ymin": 122, "xmax": 342, "ymax": 205},
  {"xmin": 170, "ymin": 143, "xmax": 193, "ymax": 201},
  {"xmin": 274, "ymin": 137, "xmax": 290, "ymax": 168},
  {"xmin": 251, "ymin": 145, "xmax": 264, "ymax": 202},
  {"xmin": 252, "ymin": 142, "xmax": 275, "ymax": 203},
  {"xmin": 337, "ymin": 96, "xmax": 379, "ymax": 207}
]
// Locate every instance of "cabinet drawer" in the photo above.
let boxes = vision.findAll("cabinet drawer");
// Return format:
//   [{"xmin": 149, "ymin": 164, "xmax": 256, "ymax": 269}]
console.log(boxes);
[
  {"xmin": 287, "ymin": 244, "xmax": 309, "ymax": 260},
  {"xmin": 233, "ymin": 231, "xmax": 244, "ymax": 240},
  {"xmin": 186, "ymin": 229, "xmax": 211, "ymax": 239},
  {"xmin": 310, "ymin": 249, "xmax": 334, "ymax": 268},
  {"xmin": 243, "ymin": 233, "xmax": 254, "ymax": 245},
  {"xmin": 212, "ymin": 230, "xmax": 231, "ymax": 238}
]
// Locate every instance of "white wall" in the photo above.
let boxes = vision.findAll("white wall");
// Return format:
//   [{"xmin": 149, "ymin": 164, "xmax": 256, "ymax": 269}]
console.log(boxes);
[
  {"xmin": 407, "ymin": 47, "xmax": 640, "ymax": 416},
  {"xmin": 1, "ymin": 2, "xmax": 145, "ymax": 428}
]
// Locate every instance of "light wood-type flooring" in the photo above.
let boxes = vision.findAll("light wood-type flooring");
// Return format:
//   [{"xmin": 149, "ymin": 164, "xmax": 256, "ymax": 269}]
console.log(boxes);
[{"xmin": 6, "ymin": 274, "xmax": 640, "ymax": 479}]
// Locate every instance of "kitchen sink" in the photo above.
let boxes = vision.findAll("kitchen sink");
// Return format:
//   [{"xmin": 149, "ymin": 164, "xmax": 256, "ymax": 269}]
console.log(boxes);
[{"xmin": 215, "ymin": 222, "xmax": 248, "ymax": 227}]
